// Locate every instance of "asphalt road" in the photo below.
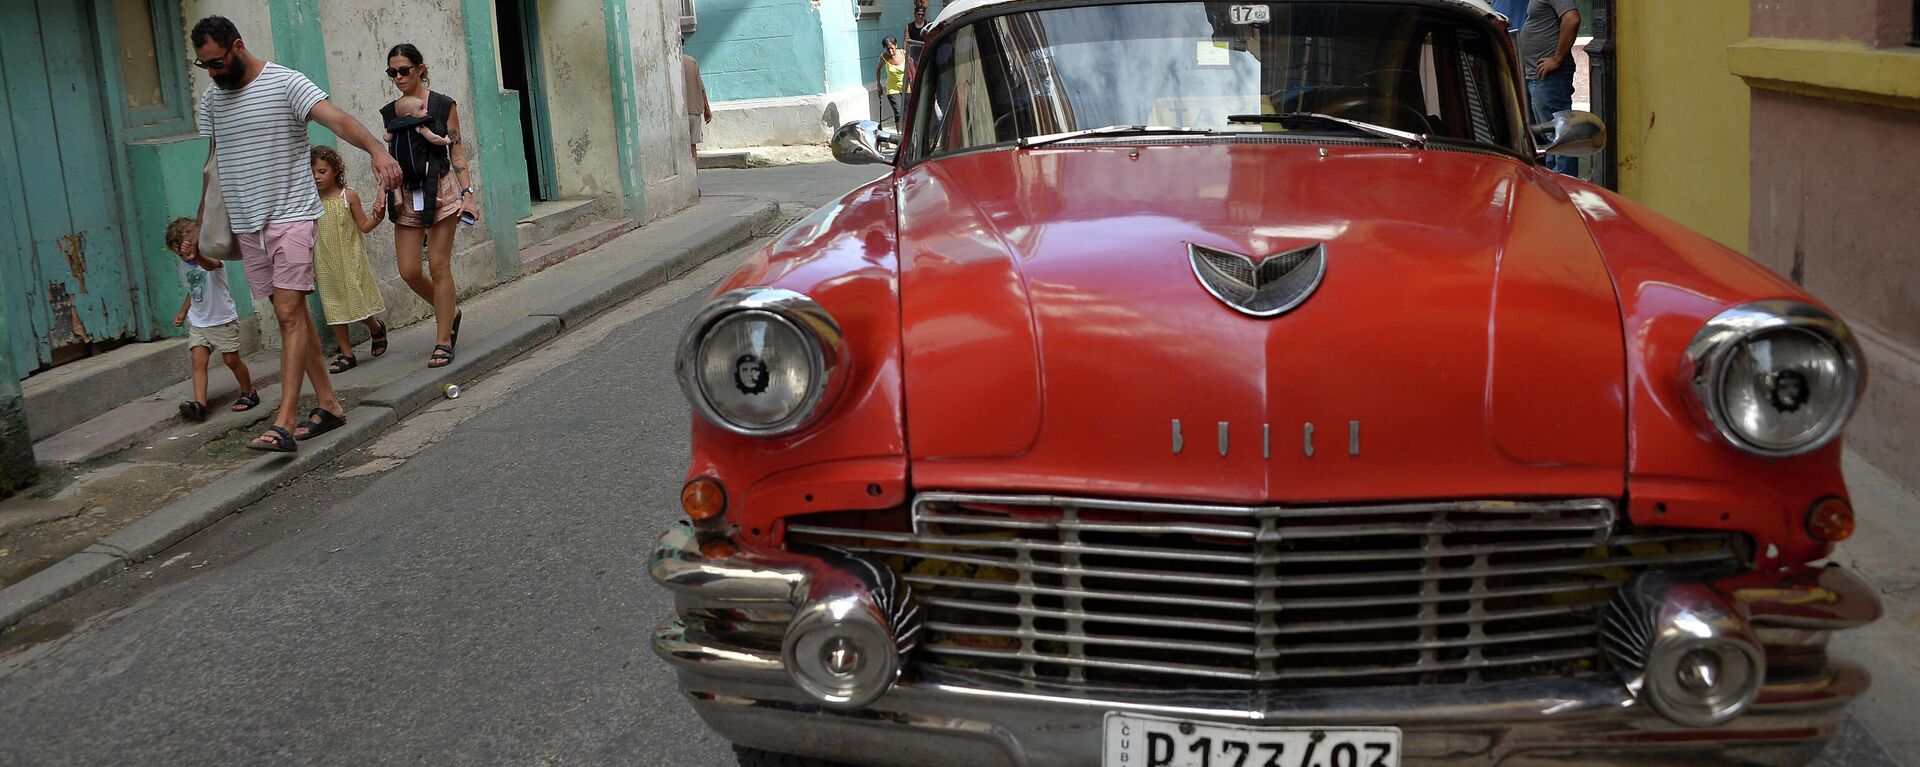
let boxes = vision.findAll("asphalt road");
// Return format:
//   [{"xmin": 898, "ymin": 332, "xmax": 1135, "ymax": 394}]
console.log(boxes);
[{"xmin": 0, "ymin": 163, "xmax": 1901, "ymax": 766}]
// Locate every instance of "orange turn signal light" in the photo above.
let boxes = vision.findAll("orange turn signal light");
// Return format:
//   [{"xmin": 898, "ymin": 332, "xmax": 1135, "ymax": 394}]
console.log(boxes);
[
  {"xmin": 1806, "ymin": 497, "xmax": 1855, "ymax": 542},
  {"xmin": 682, "ymin": 477, "xmax": 727, "ymax": 522}
]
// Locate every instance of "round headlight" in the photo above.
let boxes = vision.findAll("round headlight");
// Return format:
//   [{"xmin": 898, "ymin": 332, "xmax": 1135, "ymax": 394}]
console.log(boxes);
[
  {"xmin": 697, "ymin": 310, "xmax": 814, "ymax": 427},
  {"xmin": 676, "ymin": 288, "xmax": 848, "ymax": 436},
  {"xmin": 1683, "ymin": 301, "xmax": 1863, "ymax": 457}
]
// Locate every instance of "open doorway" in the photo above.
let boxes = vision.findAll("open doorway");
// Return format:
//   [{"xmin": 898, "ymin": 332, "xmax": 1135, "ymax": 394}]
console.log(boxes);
[{"xmin": 495, "ymin": 0, "xmax": 559, "ymax": 202}]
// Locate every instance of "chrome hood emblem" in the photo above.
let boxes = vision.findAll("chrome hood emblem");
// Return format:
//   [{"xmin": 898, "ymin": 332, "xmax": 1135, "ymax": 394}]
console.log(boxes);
[{"xmin": 1188, "ymin": 242, "xmax": 1327, "ymax": 318}]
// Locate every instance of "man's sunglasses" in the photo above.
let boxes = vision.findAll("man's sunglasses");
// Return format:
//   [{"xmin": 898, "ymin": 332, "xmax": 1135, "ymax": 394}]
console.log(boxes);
[
  {"xmin": 385, "ymin": 65, "xmax": 416, "ymax": 78},
  {"xmin": 192, "ymin": 48, "xmax": 236, "ymax": 70}
]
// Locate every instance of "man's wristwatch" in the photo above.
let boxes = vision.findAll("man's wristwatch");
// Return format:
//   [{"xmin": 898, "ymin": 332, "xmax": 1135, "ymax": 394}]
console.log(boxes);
[{"xmin": 460, "ymin": 186, "xmax": 473, "ymax": 198}]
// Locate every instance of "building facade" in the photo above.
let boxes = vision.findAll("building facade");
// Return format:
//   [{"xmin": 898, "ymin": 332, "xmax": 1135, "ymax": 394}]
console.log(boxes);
[
  {"xmin": 1612, "ymin": 0, "xmax": 1919, "ymax": 491},
  {"xmin": 0, "ymin": 0, "xmax": 700, "ymax": 489},
  {"xmin": 685, "ymin": 0, "xmax": 921, "ymax": 148}
]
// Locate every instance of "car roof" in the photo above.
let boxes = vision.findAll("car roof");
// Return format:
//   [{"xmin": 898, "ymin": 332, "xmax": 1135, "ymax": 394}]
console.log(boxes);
[{"xmin": 931, "ymin": 0, "xmax": 1500, "ymax": 31}]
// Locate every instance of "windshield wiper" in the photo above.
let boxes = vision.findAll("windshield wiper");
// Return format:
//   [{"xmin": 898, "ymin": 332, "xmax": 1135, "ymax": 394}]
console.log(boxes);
[
  {"xmin": 1018, "ymin": 124, "xmax": 1215, "ymax": 149},
  {"xmin": 1226, "ymin": 112, "xmax": 1427, "ymax": 149}
]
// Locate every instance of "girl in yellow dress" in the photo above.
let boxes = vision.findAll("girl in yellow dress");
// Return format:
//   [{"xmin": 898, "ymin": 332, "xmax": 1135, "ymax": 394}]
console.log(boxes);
[{"xmin": 309, "ymin": 146, "xmax": 389, "ymax": 373}]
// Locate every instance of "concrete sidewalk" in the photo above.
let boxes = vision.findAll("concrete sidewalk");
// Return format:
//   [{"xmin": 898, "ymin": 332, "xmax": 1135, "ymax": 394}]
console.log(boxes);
[{"xmin": 0, "ymin": 195, "xmax": 778, "ymax": 629}]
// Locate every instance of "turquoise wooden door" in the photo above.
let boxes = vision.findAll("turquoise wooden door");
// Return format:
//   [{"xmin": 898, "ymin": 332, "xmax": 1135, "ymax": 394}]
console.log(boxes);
[{"xmin": 0, "ymin": 0, "xmax": 139, "ymax": 378}]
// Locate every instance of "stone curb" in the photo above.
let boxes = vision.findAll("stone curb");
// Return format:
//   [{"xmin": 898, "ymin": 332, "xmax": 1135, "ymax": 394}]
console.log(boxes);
[
  {"xmin": 0, "ymin": 553, "xmax": 124, "ymax": 629},
  {"xmin": 0, "ymin": 199, "xmax": 778, "ymax": 633}
]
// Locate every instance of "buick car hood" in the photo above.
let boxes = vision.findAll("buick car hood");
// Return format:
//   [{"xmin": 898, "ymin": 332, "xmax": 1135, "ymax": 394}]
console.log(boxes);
[{"xmin": 895, "ymin": 143, "xmax": 1627, "ymax": 504}]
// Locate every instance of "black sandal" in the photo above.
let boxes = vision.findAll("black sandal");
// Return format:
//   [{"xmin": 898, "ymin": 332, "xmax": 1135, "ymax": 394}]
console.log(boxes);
[
  {"xmin": 178, "ymin": 400, "xmax": 207, "ymax": 423},
  {"xmin": 245, "ymin": 424, "xmax": 297, "ymax": 453},
  {"xmin": 294, "ymin": 407, "xmax": 347, "ymax": 441},
  {"xmin": 369, "ymin": 320, "xmax": 388, "ymax": 357},
  {"xmin": 450, "ymin": 311, "xmax": 463, "ymax": 349},
  {"xmin": 231, "ymin": 390, "xmax": 260, "ymax": 412},
  {"xmin": 329, "ymin": 354, "xmax": 357, "ymax": 374},
  {"xmin": 427, "ymin": 343, "xmax": 455, "ymax": 369}
]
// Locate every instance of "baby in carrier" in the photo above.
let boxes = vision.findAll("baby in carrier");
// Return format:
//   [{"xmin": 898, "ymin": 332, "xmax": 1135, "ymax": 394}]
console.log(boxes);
[{"xmin": 384, "ymin": 95, "xmax": 452, "ymax": 222}]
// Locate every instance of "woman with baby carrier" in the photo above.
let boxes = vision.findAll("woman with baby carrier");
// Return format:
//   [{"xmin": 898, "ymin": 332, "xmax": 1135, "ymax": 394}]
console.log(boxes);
[{"xmin": 381, "ymin": 43, "xmax": 476, "ymax": 369}]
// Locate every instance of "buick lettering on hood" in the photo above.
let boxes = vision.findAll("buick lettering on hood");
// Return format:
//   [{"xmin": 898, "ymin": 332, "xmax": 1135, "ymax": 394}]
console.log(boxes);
[{"xmin": 649, "ymin": 1, "xmax": 1879, "ymax": 765}]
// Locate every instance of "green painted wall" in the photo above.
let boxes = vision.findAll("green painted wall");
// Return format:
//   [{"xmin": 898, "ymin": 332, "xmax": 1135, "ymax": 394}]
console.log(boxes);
[
  {"xmin": 268, "ymin": 0, "xmax": 334, "ymax": 147},
  {"xmin": 604, "ymin": 0, "xmax": 646, "ymax": 217},
  {"xmin": 463, "ymin": 0, "xmax": 534, "ymax": 277},
  {"xmin": 687, "ymin": 0, "xmax": 827, "ymax": 101},
  {"xmin": 820, "ymin": 0, "xmax": 863, "ymax": 95}
]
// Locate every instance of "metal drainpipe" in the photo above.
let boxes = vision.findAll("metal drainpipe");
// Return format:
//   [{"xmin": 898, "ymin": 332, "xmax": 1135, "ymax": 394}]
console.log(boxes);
[{"xmin": 1585, "ymin": 0, "xmax": 1618, "ymax": 189}]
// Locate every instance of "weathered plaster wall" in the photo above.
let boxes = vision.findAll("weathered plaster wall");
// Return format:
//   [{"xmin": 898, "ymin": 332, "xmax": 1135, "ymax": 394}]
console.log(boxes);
[
  {"xmin": 1614, "ymin": 0, "xmax": 1750, "ymax": 253},
  {"xmin": 631, "ymin": 0, "xmax": 699, "ymax": 219},
  {"xmin": 538, "ymin": 0, "xmax": 621, "ymax": 204},
  {"xmin": 687, "ymin": 0, "xmax": 826, "ymax": 101}
]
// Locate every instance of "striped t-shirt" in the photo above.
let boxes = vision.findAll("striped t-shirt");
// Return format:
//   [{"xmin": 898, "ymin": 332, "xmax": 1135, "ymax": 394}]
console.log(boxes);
[{"xmin": 197, "ymin": 62, "xmax": 327, "ymax": 233}]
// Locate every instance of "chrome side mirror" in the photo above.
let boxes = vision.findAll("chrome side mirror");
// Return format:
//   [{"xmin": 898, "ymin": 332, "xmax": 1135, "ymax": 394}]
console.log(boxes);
[
  {"xmin": 831, "ymin": 120, "xmax": 899, "ymax": 166},
  {"xmin": 1534, "ymin": 110, "xmax": 1607, "ymax": 158}
]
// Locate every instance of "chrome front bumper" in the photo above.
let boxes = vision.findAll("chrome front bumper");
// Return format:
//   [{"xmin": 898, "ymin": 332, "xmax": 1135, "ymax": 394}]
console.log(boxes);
[{"xmin": 649, "ymin": 521, "xmax": 1880, "ymax": 767}]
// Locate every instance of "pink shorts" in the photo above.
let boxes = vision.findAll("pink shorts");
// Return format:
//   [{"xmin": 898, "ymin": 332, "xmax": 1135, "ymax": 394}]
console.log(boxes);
[{"xmin": 236, "ymin": 219, "xmax": 318, "ymax": 301}]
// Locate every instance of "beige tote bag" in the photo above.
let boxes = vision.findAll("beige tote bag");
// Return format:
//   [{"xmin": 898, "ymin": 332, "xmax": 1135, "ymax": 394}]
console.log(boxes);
[{"xmin": 197, "ymin": 152, "xmax": 240, "ymax": 261}]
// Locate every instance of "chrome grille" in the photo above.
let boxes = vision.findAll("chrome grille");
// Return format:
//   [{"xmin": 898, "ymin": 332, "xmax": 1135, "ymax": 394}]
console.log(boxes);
[{"xmin": 787, "ymin": 494, "xmax": 1742, "ymax": 688}]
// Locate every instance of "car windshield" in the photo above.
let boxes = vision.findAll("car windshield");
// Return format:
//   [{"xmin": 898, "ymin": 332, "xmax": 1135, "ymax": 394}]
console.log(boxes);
[{"xmin": 910, "ymin": 1, "xmax": 1526, "ymax": 159}]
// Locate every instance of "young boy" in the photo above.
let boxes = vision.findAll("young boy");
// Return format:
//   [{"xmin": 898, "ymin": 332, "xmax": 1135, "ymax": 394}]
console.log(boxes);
[{"xmin": 165, "ymin": 218, "xmax": 259, "ymax": 421}]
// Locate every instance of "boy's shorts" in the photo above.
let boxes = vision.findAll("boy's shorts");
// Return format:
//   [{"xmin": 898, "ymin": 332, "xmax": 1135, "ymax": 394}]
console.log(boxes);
[
  {"xmin": 236, "ymin": 219, "xmax": 318, "ymax": 301},
  {"xmin": 188, "ymin": 320, "xmax": 242, "ymax": 354}
]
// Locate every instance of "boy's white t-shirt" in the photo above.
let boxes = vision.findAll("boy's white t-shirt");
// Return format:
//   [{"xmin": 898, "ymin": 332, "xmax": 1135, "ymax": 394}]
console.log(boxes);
[{"xmin": 179, "ymin": 261, "xmax": 240, "ymax": 328}]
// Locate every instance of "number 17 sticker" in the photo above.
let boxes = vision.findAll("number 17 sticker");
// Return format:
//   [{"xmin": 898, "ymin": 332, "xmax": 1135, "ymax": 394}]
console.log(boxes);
[{"xmin": 1229, "ymin": 4, "xmax": 1270, "ymax": 23}]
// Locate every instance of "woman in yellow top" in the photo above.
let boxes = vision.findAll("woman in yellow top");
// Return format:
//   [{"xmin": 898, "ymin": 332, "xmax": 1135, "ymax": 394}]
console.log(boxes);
[
  {"xmin": 309, "ymin": 146, "xmax": 389, "ymax": 373},
  {"xmin": 876, "ymin": 36, "xmax": 909, "ymax": 129}
]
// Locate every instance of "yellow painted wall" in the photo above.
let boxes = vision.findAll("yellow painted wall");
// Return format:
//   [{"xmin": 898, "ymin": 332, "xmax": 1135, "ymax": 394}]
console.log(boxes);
[{"xmin": 1615, "ymin": 0, "xmax": 1751, "ymax": 253}]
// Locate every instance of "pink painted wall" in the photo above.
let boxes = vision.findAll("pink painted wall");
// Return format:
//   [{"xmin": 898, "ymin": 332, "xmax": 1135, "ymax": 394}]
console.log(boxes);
[
  {"xmin": 1751, "ymin": 0, "xmax": 1915, "ymax": 46},
  {"xmin": 1750, "ymin": 94, "xmax": 1920, "ymax": 350},
  {"xmin": 1749, "ymin": 91, "xmax": 1920, "ymax": 490}
]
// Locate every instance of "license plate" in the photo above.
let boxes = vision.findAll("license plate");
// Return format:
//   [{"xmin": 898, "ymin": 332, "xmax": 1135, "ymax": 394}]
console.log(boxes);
[{"xmin": 1103, "ymin": 713, "xmax": 1401, "ymax": 767}]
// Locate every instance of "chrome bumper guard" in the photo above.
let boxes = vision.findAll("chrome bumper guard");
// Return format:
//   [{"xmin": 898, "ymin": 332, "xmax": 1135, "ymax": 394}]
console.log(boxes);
[{"xmin": 649, "ymin": 521, "xmax": 1879, "ymax": 767}]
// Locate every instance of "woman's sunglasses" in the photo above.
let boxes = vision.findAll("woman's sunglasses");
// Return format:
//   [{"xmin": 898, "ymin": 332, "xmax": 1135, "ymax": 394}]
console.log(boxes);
[{"xmin": 385, "ymin": 65, "xmax": 416, "ymax": 78}]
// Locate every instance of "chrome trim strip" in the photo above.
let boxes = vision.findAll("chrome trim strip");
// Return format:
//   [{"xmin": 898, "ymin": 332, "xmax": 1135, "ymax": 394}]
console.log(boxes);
[{"xmin": 909, "ymin": 493, "xmax": 1618, "ymax": 523}]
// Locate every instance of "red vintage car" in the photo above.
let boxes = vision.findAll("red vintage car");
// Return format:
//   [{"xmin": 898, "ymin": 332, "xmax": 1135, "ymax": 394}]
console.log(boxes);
[{"xmin": 650, "ymin": 1, "xmax": 1880, "ymax": 765}]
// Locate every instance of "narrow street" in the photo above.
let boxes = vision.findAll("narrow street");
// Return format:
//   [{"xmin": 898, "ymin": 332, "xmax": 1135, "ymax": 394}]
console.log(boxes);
[
  {"xmin": 0, "ymin": 166, "xmax": 878, "ymax": 766},
  {"xmin": 0, "ymin": 164, "xmax": 1904, "ymax": 766}
]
